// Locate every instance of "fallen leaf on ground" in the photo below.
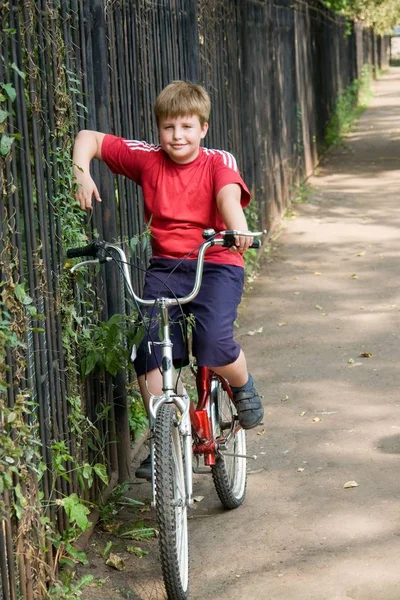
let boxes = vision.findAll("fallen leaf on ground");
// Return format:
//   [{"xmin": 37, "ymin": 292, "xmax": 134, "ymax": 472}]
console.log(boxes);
[
  {"xmin": 297, "ymin": 468, "xmax": 305, "ymax": 472},
  {"xmin": 193, "ymin": 496, "xmax": 204, "ymax": 503},
  {"xmin": 357, "ymin": 251, "xmax": 366, "ymax": 256},
  {"xmin": 315, "ymin": 304, "xmax": 323, "ymax": 310},
  {"xmin": 347, "ymin": 358, "xmax": 355, "ymax": 364},
  {"xmin": 281, "ymin": 395, "xmax": 289, "ymax": 402},
  {"xmin": 277, "ymin": 322, "xmax": 288, "ymax": 327},
  {"xmin": 312, "ymin": 417, "xmax": 321, "ymax": 422},
  {"xmin": 106, "ymin": 553, "xmax": 125, "ymax": 571},
  {"xmin": 246, "ymin": 327, "xmax": 263, "ymax": 336},
  {"xmin": 351, "ymin": 274, "xmax": 359, "ymax": 279},
  {"xmin": 314, "ymin": 272, "xmax": 322, "ymax": 276},
  {"xmin": 343, "ymin": 481, "xmax": 359, "ymax": 489},
  {"xmin": 102, "ymin": 521, "xmax": 122, "ymax": 534},
  {"xmin": 300, "ymin": 411, "xmax": 306, "ymax": 417},
  {"xmin": 360, "ymin": 352, "xmax": 373, "ymax": 358},
  {"xmin": 257, "ymin": 429, "xmax": 266, "ymax": 436}
]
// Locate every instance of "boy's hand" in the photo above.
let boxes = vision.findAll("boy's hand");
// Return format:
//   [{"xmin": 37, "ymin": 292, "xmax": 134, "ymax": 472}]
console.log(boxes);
[
  {"xmin": 74, "ymin": 171, "xmax": 102, "ymax": 211},
  {"xmin": 230, "ymin": 233, "xmax": 253, "ymax": 254}
]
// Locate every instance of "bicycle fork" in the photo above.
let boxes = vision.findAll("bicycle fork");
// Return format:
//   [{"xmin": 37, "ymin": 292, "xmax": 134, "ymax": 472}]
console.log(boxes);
[{"xmin": 148, "ymin": 300, "xmax": 194, "ymax": 508}]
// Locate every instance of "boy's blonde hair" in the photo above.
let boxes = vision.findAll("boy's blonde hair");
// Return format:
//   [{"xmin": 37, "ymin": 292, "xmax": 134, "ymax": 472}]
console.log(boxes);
[{"xmin": 154, "ymin": 80, "xmax": 211, "ymax": 126}]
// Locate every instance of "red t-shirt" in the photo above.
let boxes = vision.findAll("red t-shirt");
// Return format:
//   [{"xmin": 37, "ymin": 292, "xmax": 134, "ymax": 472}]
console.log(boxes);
[{"xmin": 101, "ymin": 135, "xmax": 250, "ymax": 266}]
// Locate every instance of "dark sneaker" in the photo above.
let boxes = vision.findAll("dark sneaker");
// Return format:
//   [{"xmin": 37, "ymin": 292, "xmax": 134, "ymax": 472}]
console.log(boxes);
[
  {"xmin": 233, "ymin": 384, "xmax": 264, "ymax": 430},
  {"xmin": 135, "ymin": 454, "xmax": 152, "ymax": 480}
]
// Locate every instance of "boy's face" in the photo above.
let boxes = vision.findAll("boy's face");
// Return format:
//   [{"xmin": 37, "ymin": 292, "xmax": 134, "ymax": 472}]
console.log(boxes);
[{"xmin": 158, "ymin": 114, "xmax": 208, "ymax": 164}]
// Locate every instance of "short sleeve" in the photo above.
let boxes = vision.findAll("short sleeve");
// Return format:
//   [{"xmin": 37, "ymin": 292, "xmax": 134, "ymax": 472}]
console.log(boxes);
[
  {"xmin": 211, "ymin": 151, "xmax": 251, "ymax": 208},
  {"xmin": 101, "ymin": 134, "xmax": 156, "ymax": 184}
]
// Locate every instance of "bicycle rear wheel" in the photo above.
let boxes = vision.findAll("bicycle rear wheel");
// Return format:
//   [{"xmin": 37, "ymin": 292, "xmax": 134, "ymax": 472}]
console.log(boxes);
[
  {"xmin": 210, "ymin": 377, "xmax": 247, "ymax": 509},
  {"xmin": 154, "ymin": 403, "xmax": 189, "ymax": 600}
]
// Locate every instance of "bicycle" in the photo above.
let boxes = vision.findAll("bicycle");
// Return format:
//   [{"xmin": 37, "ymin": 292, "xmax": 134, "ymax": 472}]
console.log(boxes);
[{"xmin": 67, "ymin": 228, "xmax": 263, "ymax": 600}]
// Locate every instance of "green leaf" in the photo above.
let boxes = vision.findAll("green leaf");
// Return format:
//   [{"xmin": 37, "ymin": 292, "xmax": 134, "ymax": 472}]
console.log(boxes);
[
  {"xmin": 93, "ymin": 463, "xmax": 109, "ymax": 485},
  {"xmin": 0, "ymin": 134, "xmax": 14, "ymax": 156},
  {"xmin": 59, "ymin": 556, "xmax": 76, "ymax": 569},
  {"xmin": 117, "ymin": 496, "xmax": 144, "ymax": 507},
  {"xmin": 120, "ymin": 526, "xmax": 157, "ymax": 541},
  {"xmin": 1, "ymin": 83, "xmax": 16, "ymax": 102},
  {"xmin": 84, "ymin": 351, "xmax": 99, "ymax": 375},
  {"xmin": 14, "ymin": 283, "xmax": 28, "ymax": 303},
  {"xmin": 130, "ymin": 236, "xmax": 139, "ymax": 251},
  {"xmin": 62, "ymin": 494, "xmax": 91, "ymax": 531},
  {"xmin": 11, "ymin": 63, "xmax": 26, "ymax": 80},
  {"xmin": 75, "ymin": 574, "xmax": 95, "ymax": 590},
  {"xmin": 107, "ymin": 313, "xmax": 123, "ymax": 327},
  {"xmin": 131, "ymin": 325, "xmax": 145, "ymax": 346},
  {"xmin": 64, "ymin": 542, "xmax": 88, "ymax": 563},
  {"xmin": 0, "ymin": 109, "xmax": 10, "ymax": 124},
  {"xmin": 70, "ymin": 502, "xmax": 90, "ymax": 531},
  {"xmin": 126, "ymin": 545, "xmax": 149, "ymax": 557},
  {"xmin": 82, "ymin": 463, "xmax": 92, "ymax": 480},
  {"xmin": 7, "ymin": 412, "xmax": 17, "ymax": 424},
  {"xmin": 40, "ymin": 516, "xmax": 51, "ymax": 525},
  {"xmin": 76, "ymin": 102, "xmax": 88, "ymax": 113},
  {"xmin": 103, "ymin": 540, "xmax": 112, "ymax": 557}
]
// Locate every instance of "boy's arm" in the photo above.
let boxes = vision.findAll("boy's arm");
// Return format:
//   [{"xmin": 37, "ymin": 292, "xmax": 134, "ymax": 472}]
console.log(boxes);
[
  {"xmin": 72, "ymin": 130, "xmax": 106, "ymax": 210},
  {"xmin": 216, "ymin": 183, "xmax": 253, "ymax": 253}
]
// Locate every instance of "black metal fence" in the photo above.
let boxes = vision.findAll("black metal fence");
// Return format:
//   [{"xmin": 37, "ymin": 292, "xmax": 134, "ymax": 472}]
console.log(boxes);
[{"xmin": 0, "ymin": 0, "xmax": 390, "ymax": 597}]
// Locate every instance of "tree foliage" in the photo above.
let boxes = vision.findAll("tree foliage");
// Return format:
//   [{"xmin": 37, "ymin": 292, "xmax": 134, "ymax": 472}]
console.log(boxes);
[{"xmin": 322, "ymin": 0, "xmax": 400, "ymax": 33}]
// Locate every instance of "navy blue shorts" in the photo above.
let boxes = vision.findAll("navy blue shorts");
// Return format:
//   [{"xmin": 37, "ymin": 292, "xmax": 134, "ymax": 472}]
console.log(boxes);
[{"xmin": 133, "ymin": 258, "xmax": 244, "ymax": 376}]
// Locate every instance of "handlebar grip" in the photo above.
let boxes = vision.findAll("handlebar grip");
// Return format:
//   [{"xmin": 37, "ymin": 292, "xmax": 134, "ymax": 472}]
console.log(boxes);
[
  {"xmin": 66, "ymin": 241, "xmax": 101, "ymax": 259},
  {"xmin": 250, "ymin": 238, "xmax": 261, "ymax": 249},
  {"xmin": 222, "ymin": 236, "xmax": 262, "ymax": 249}
]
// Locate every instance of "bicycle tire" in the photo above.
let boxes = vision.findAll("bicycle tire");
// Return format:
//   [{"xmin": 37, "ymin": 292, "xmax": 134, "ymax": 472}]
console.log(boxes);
[
  {"xmin": 210, "ymin": 377, "xmax": 247, "ymax": 509},
  {"xmin": 154, "ymin": 403, "xmax": 189, "ymax": 600}
]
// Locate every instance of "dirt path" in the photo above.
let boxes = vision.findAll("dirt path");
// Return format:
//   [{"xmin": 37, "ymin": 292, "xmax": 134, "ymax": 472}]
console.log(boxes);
[{"xmin": 80, "ymin": 68, "xmax": 400, "ymax": 600}]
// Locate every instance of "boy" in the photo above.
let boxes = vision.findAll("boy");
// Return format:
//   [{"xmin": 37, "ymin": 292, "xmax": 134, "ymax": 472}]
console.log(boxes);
[{"xmin": 72, "ymin": 80, "xmax": 263, "ymax": 479}]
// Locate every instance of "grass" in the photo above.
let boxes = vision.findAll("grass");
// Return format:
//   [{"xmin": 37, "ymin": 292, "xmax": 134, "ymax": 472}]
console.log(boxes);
[{"xmin": 324, "ymin": 65, "xmax": 373, "ymax": 148}]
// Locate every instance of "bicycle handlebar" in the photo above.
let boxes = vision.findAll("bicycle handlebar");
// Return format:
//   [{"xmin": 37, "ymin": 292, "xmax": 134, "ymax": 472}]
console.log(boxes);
[
  {"xmin": 66, "ymin": 241, "xmax": 102, "ymax": 259},
  {"xmin": 67, "ymin": 229, "xmax": 265, "ymax": 307}
]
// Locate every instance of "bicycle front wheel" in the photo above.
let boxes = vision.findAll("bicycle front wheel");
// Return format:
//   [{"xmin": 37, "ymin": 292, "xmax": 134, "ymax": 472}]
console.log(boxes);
[
  {"xmin": 210, "ymin": 377, "xmax": 247, "ymax": 509},
  {"xmin": 154, "ymin": 403, "xmax": 189, "ymax": 600}
]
